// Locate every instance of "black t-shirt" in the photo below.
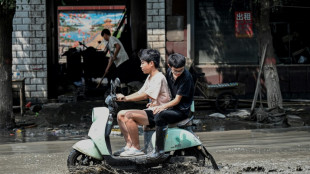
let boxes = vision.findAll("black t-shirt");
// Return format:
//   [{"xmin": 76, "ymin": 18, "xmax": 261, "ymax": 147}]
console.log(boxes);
[{"xmin": 166, "ymin": 68, "xmax": 194, "ymax": 115}]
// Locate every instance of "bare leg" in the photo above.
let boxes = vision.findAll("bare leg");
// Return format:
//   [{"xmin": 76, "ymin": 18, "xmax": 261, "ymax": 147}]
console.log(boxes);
[
  {"xmin": 117, "ymin": 110, "xmax": 133, "ymax": 147},
  {"xmin": 124, "ymin": 110, "xmax": 149, "ymax": 150}
]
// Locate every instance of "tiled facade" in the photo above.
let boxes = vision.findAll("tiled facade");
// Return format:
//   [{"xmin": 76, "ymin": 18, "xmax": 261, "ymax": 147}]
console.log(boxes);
[
  {"xmin": 12, "ymin": 0, "xmax": 47, "ymax": 103},
  {"xmin": 146, "ymin": 0, "xmax": 166, "ymax": 72}
]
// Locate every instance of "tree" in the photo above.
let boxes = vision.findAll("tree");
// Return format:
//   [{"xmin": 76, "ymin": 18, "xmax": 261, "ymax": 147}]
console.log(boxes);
[
  {"xmin": 0, "ymin": 0, "xmax": 16, "ymax": 129},
  {"xmin": 253, "ymin": 0, "xmax": 283, "ymax": 109}
]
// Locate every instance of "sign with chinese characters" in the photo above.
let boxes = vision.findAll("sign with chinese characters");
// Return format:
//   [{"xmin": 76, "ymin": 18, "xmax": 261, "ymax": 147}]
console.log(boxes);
[{"xmin": 235, "ymin": 11, "xmax": 253, "ymax": 38}]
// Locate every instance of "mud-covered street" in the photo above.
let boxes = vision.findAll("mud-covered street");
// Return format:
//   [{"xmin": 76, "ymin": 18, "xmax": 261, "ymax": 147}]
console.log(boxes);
[{"xmin": 0, "ymin": 127, "xmax": 310, "ymax": 174}]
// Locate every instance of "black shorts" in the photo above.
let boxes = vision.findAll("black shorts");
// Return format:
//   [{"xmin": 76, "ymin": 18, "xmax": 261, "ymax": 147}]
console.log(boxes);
[
  {"xmin": 155, "ymin": 109, "xmax": 188, "ymax": 126},
  {"xmin": 144, "ymin": 109, "xmax": 155, "ymax": 128}
]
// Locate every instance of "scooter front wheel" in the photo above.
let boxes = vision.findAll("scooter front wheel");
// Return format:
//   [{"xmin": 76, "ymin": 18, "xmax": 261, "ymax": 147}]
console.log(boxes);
[{"xmin": 67, "ymin": 149, "xmax": 103, "ymax": 172}]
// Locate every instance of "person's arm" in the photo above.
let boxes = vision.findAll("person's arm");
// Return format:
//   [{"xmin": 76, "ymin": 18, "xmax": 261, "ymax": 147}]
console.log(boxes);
[
  {"xmin": 117, "ymin": 92, "xmax": 149, "ymax": 102},
  {"xmin": 104, "ymin": 38, "xmax": 120, "ymax": 75},
  {"xmin": 124, "ymin": 92, "xmax": 148, "ymax": 102},
  {"xmin": 104, "ymin": 43, "xmax": 120, "ymax": 75},
  {"xmin": 103, "ymin": 44, "xmax": 108, "ymax": 53},
  {"xmin": 104, "ymin": 57, "xmax": 114, "ymax": 75},
  {"xmin": 102, "ymin": 40, "xmax": 109, "ymax": 53},
  {"xmin": 113, "ymin": 43, "xmax": 121, "ymax": 60},
  {"xmin": 153, "ymin": 95, "xmax": 182, "ymax": 114}
]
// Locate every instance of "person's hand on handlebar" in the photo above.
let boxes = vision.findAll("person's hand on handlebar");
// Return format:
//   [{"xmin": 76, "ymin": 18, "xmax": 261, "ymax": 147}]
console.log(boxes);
[{"xmin": 116, "ymin": 93, "xmax": 126, "ymax": 101}]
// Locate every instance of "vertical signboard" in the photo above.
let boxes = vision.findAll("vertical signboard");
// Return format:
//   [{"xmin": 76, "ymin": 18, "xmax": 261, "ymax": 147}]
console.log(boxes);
[{"xmin": 235, "ymin": 11, "xmax": 253, "ymax": 38}]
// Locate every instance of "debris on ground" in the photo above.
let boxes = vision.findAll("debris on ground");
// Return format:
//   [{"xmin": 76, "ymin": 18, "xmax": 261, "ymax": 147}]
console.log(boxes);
[
  {"xmin": 58, "ymin": 95, "xmax": 77, "ymax": 103},
  {"xmin": 286, "ymin": 115, "xmax": 305, "ymax": 127},
  {"xmin": 209, "ymin": 113, "xmax": 226, "ymax": 119},
  {"xmin": 30, "ymin": 105, "xmax": 42, "ymax": 113},
  {"xmin": 251, "ymin": 106, "xmax": 286, "ymax": 125},
  {"xmin": 11, "ymin": 98, "xmax": 310, "ymax": 134},
  {"xmin": 226, "ymin": 109, "xmax": 250, "ymax": 119}
]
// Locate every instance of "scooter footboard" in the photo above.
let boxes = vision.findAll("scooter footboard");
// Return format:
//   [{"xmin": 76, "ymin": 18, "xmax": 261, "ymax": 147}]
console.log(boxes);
[{"xmin": 73, "ymin": 139, "xmax": 103, "ymax": 160}]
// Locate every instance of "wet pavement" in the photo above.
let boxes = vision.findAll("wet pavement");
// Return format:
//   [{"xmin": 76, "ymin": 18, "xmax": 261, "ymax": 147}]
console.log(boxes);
[
  {"xmin": 1, "ymin": 99, "xmax": 310, "ymax": 173},
  {"xmin": 0, "ymin": 127, "xmax": 310, "ymax": 174}
]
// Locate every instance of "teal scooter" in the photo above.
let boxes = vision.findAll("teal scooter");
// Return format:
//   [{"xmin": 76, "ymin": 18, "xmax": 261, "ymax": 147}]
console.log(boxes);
[{"xmin": 67, "ymin": 78, "xmax": 219, "ymax": 171}]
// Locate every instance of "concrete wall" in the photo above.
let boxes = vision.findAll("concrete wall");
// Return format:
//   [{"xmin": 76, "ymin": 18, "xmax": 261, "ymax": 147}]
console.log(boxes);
[
  {"xmin": 195, "ymin": 64, "xmax": 310, "ymax": 99},
  {"xmin": 146, "ymin": 0, "xmax": 166, "ymax": 72},
  {"xmin": 165, "ymin": 0, "xmax": 188, "ymax": 58},
  {"xmin": 12, "ymin": 0, "xmax": 47, "ymax": 103}
]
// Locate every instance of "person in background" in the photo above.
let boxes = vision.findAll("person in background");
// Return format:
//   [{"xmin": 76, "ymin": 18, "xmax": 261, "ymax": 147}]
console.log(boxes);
[{"xmin": 101, "ymin": 29, "xmax": 129, "ymax": 80}]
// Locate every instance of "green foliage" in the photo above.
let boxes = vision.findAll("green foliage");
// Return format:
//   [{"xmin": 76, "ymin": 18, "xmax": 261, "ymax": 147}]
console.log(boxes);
[
  {"xmin": 0, "ymin": 0, "xmax": 16, "ymax": 11},
  {"xmin": 61, "ymin": 0, "xmax": 66, "ymax": 6}
]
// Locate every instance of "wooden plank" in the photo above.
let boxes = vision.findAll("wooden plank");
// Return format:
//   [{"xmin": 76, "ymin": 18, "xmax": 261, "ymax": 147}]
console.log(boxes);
[{"xmin": 250, "ymin": 43, "xmax": 268, "ymax": 115}]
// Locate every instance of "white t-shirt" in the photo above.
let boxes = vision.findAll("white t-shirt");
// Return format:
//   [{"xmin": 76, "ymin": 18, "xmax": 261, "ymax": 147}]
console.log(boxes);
[
  {"xmin": 104, "ymin": 36, "xmax": 129, "ymax": 67},
  {"xmin": 138, "ymin": 72, "xmax": 171, "ymax": 110}
]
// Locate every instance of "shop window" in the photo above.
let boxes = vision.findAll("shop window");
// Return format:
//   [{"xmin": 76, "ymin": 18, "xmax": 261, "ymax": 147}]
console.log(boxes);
[
  {"xmin": 271, "ymin": 5, "xmax": 310, "ymax": 64},
  {"xmin": 194, "ymin": 0, "xmax": 258, "ymax": 65}
]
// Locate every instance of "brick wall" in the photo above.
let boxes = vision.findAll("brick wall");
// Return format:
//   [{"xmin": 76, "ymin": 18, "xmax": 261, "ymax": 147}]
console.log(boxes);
[
  {"xmin": 12, "ymin": 0, "xmax": 47, "ymax": 103},
  {"xmin": 146, "ymin": 0, "xmax": 166, "ymax": 72}
]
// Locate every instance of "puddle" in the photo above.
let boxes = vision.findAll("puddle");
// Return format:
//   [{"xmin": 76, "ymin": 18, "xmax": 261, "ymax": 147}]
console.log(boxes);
[
  {"xmin": 0, "ymin": 128, "xmax": 88, "ymax": 144},
  {"xmin": 0, "ymin": 118, "xmax": 307, "ymax": 144},
  {"xmin": 0, "ymin": 124, "xmax": 144, "ymax": 144},
  {"xmin": 193, "ymin": 118, "xmax": 289, "ymax": 132}
]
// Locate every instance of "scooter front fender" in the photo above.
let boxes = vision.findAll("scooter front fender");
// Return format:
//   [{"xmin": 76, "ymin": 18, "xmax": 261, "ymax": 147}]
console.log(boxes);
[
  {"xmin": 73, "ymin": 139, "xmax": 103, "ymax": 160},
  {"xmin": 88, "ymin": 107, "xmax": 110, "ymax": 155}
]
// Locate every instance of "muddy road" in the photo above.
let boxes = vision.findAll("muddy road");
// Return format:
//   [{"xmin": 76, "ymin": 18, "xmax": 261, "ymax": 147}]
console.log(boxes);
[{"xmin": 0, "ymin": 127, "xmax": 310, "ymax": 174}]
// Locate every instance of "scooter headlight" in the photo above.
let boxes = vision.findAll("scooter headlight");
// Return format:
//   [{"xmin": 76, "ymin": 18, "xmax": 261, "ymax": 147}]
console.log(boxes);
[{"xmin": 92, "ymin": 108, "xmax": 96, "ymax": 122}]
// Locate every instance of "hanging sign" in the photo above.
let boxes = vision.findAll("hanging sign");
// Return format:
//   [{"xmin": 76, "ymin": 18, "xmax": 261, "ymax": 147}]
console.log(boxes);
[{"xmin": 235, "ymin": 11, "xmax": 253, "ymax": 38}]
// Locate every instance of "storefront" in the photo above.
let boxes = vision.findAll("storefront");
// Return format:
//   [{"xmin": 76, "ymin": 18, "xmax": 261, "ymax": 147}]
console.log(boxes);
[
  {"xmin": 11, "ymin": 0, "xmax": 310, "ymax": 102},
  {"xmin": 12, "ymin": 0, "xmax": 148, "ymax": 102},
  {"xmin": 168, "ymin": 0, "xmax": 310, "ymax": 98}
]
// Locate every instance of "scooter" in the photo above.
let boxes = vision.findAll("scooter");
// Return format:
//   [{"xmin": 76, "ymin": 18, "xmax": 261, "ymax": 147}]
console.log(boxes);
[{"xmin": 67, "ymin": 78, "xmax": 219, "ymax": 171}]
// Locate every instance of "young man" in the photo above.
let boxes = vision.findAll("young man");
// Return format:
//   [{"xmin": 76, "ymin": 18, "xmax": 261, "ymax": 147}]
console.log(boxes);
[
  {"xmin": 147, "ymin": 53, "xmax": 194, "ymax": 161},
  {"xmin": 101, "ymin": 29, "xmax": 129, "ymax": 80},
  {"xmin": 115, "ymin": 49, "xmax": 171, "ymax": 157}
]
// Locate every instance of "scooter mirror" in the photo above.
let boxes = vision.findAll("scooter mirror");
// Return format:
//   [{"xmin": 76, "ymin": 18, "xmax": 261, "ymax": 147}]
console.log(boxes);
[
  {"xmin": 114, "ymin": 78, "xmax": 121, "ymax": 87},
  {"xmin": 105, "ymin": 95, "xmax": 113, "ymax": 106}
]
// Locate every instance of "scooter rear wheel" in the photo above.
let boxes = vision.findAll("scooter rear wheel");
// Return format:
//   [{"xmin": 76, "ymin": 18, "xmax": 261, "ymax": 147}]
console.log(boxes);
[
  {"xmin": 169, "ymin": 147, "xmax": 206, "ymax": 166},
  {"xmin": 67, "ymin": 149, "xmax": 102, "ymax": 173}
]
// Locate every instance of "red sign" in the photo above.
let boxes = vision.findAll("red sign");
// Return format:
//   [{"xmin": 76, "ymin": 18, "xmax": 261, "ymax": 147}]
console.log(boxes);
[{"xmin": 235, "ymin": 11, "xmax": 253, "ymax": 38}]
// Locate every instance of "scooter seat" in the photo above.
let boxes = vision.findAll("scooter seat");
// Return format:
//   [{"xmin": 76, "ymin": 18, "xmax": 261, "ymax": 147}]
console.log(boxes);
[
  {"xmin": 168, "ymin": 116, "xmax": 194, "ymax": 128},
  {"xmin": 143, "ymin": 116, "xmax": 194, "ymax": 131}
]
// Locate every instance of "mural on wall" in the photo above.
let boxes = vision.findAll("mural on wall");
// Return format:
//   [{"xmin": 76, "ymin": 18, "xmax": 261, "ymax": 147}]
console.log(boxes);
[{"xmin": 58, "ymin": 7, "xmax": 124, "ymax": 58}]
